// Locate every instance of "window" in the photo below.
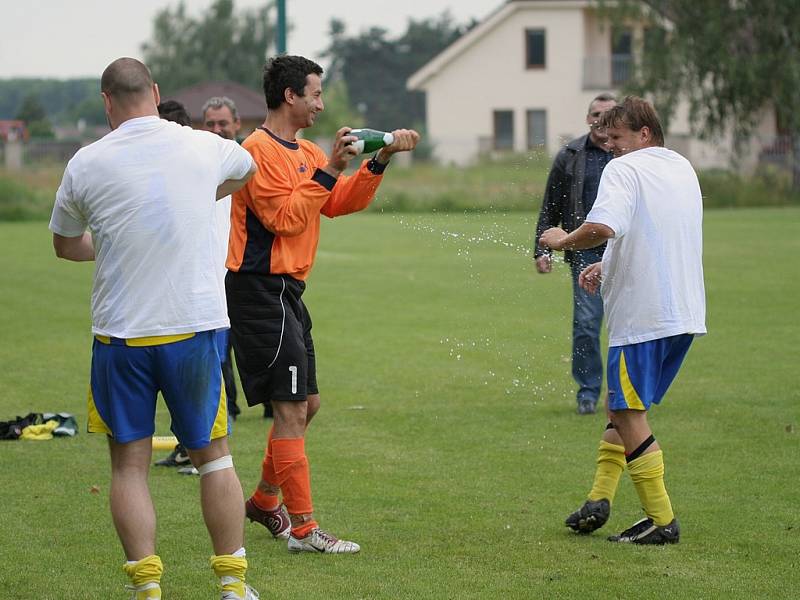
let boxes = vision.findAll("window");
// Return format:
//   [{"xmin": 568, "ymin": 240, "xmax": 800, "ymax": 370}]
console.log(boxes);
[
  {"xmin": 525, "ymin": 29, "xmax": 546, "ymax": 69},
  {"xmin": 493, "ymin": 110, "xmax": 514, "ymax": 150},
  {"xmin": 526, "ymin": 110, "xmax": 547, "ymax": 150},
  {"xmin": 611, "ymin": 27, "xmax": 633, "ymax": 85}
]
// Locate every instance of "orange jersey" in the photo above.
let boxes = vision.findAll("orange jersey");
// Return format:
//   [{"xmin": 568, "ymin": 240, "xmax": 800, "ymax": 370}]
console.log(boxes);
[{"xmin": 227, "ymin": 128, "xmax": 385, "ymax": 280}]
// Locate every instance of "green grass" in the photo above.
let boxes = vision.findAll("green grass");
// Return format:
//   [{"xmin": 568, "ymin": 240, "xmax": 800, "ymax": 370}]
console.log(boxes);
[
  {"xmin": 369, "ymin": 153, "xmax": 553, "ymax": 212},
  {"xmin": 1, "ymin": 208, "xmax": 799, "ymax": 598}
]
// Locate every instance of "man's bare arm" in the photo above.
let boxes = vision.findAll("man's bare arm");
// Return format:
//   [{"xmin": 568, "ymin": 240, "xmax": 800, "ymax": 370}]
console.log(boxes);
[
  {"xmin": 53, "ymin": 232, "xmax": 95, "ymax": 261},
  {"xmin": 539, "ymin": 222, "xmax": 615, "ymax": 252},
  {"xmin": 216, "ymin": 161, "xmax": 257, "ymax": 200}
]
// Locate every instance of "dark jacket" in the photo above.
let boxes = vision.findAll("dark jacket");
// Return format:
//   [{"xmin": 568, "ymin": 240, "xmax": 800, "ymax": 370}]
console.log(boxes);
[{"xmin": 534, "ymin": 133, "xmax": 607, "ymax": 265}]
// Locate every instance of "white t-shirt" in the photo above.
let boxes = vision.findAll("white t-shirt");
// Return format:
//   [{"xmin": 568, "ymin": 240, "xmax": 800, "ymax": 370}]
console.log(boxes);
[
  {"xmin": 215, "ymin": 194, "xmax": 232, "ymax": 313},
  {"xmin": 586, "ymin": 146, "xmax": 707, "ymax": 347},
  {"xmin": 49, "ymin": 116, "xmax": 254, "ymax": 338}
]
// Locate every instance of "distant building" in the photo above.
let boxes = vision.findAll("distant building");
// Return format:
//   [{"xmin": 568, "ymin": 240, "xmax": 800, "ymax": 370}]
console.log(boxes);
[
  {"xmin": 407, "ymin": 0, "xmax": 777, "ymax": 169},
  {"xmin": 165, "ymin": 81, "xmax": 266, "ymax": 138},
  {"xmin": 0, "ymin": 120, "xmax": 29, "ymax": 142}
]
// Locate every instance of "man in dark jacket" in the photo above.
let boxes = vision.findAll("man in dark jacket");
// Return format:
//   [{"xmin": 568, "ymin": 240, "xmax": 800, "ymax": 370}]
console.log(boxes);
[{"xmin": 534, "ymin": 93, "xmax": 616, "ymax": 415}]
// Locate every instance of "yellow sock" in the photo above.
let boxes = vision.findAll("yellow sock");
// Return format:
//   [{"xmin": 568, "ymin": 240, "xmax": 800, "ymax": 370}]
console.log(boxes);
[
  {"xmin": 588, "ymin": 441, "xmax": 626, "ymax": 503},
  {"xmin": 627, "ymin": 450, "xmax": 674, "ymax": 526},
  {"xmin": 211, "ymin": 552, "xmax": 248, "ymax": 598},
  {"xmin": 122, "ymin": 555, "xmax": 162, "ymax": 599}
]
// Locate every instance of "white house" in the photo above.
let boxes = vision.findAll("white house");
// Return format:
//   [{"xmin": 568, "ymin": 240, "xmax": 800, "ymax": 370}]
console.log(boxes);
[{"xmin": 407, "ymin": 0, "xmax": 777, "ymax": 168}]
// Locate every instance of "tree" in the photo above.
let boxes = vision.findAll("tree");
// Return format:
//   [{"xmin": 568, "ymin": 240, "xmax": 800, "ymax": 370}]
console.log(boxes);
[
  {"xmin": 607, "ymin": 1, "xmax": 800, "ymax": 188},
  {"xmin": 68, "ymin": 94, "xmax": 107, "ymax": 126},
  {"xmin": 322, "ymin": 13, "xmax": 474, "ymax": 132},
  {"xmin": 142, "ymin": 0, "xmax": 276, "ymax": 94},
  {"xmin": 15, "ymin": 93, "xmax": 54, "ymax": 139},
  {"xmin": 15, "ymin": 93, "xmax": 47, "ymax": 123}
]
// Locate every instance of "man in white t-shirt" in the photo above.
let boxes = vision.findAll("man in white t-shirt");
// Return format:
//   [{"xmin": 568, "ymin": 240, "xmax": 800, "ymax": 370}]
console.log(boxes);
[
  {"xmin": 540, "ymin": 96, "xmax": 706, "ymax": 545},
  {"xmin": 151, "ymin": 98, "xmax": 243, "ymax": 474},
  {"xmin": 201, "ymin": 95, "xmax": 247, "ymax": 421},
  {"xmin": 49, "ymin": 58, "xmax": 259, "ymax": 599}
]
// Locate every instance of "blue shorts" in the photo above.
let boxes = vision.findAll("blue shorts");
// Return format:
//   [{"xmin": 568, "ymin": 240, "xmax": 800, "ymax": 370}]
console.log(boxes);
[
  {"xmin": 88, "ymin": 330, "xmax": 229, "ymax": 448},
  {"xmin": 215, "ymin": 328, "xmax": 230, "ymax": 365},
  {"xmin": 607, "ymin": 334, "xmax": 694, "ymax": 411}
]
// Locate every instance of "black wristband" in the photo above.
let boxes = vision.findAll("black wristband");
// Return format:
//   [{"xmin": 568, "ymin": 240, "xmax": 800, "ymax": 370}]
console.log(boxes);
[{"xmin": 367, "ymin": 154, "xmax": 388, "ymax": 175}]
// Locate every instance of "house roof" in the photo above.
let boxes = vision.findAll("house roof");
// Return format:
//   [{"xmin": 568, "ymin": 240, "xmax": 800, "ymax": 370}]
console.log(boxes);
[
  {"xmin": 407, "ymin": 0, "xmax": 594, "ymax": 91},
  {"xmin": 0, "ymin": 120, "xmax": 26, "ymax": 131},
  {"xmin": 165, "ymin": 81, "xmax": 266, "ymax": 122},
  {"xmin": 0, "ymin": 120, "xmax": 27, "ymax": 140}
]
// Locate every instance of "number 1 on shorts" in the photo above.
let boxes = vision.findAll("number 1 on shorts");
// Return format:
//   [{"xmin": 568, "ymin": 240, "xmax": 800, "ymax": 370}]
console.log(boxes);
[{"xmin": 289, "ymin": 365, "xmax": 298, "ymax": 394}]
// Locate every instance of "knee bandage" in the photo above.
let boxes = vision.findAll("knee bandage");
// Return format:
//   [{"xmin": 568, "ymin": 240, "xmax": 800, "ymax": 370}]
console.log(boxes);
[{"xmin": 198, "ymin": 455, "xmax": 234, "ymax": 476}]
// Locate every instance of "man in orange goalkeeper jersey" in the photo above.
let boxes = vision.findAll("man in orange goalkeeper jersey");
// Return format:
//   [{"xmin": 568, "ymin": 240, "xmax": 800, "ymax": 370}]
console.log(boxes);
[{"xmin": 227, "ymin": 55, "xmax": 419, "ymax": 553}]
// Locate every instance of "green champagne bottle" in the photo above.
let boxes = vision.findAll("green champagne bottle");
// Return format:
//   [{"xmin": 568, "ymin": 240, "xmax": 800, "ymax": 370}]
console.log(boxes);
[{"xmin": 349, "ymin": 128, "xmax": 394, "ymax": 154}]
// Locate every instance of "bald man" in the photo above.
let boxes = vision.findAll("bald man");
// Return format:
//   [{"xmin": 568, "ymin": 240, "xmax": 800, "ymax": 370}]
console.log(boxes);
[{"xmin": 49, "ymin": 57, "xmax": 259, "ymax": 600}]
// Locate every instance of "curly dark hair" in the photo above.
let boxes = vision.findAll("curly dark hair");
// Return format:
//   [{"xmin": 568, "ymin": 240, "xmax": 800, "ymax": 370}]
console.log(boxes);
[
  {"xmin": 157, "ymin": 100, "xmax": 191, "ymax": 126},
  {"xmin": 262, "ymin": 55, "xmax": 323, "ymax": 110}
]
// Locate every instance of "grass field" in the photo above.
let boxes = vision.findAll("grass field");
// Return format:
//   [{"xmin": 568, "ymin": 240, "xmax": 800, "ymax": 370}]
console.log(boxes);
[{"xmin": 1, "ymin": 208, "xmax": 799, "ymax": 599}]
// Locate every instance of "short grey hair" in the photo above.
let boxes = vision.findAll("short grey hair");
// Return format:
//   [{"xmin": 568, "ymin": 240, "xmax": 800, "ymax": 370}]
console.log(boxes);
[
  {"xmin": 588, "ymin": 92, "xmax": 617, "ymax": 113},
  {"xmin": 202, "ymin": 96, "xmax": 239, "ymax": 121}
]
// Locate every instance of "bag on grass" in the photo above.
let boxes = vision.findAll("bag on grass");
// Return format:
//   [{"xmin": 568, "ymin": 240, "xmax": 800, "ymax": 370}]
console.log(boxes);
[{"xmin": 0, "ymin": 413, "xmax": 45, "ymax": 440}]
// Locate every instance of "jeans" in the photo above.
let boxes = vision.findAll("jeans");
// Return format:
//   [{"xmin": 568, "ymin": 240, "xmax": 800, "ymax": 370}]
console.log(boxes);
[{"xmin": 570, "ymin": 253, "xmax": 604, "ymax": 405}]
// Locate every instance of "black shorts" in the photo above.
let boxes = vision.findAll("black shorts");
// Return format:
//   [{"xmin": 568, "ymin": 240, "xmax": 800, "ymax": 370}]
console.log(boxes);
[{"xmin": 226, "ymin": 271, "xmax": 318, "ymax": 405}]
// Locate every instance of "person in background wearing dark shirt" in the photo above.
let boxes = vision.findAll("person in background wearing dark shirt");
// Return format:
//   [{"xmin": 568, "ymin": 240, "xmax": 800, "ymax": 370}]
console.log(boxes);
[
  {"xmin": 201, "ymin": 96, "xmax": 248, "ymax": 421},
  {"xmin": 533, "ymin": 93, "xmax": 617, "ymax": 415},
  {"xmin": 156, "ymin": 99, "xmax": 191, "ymax": 126}
]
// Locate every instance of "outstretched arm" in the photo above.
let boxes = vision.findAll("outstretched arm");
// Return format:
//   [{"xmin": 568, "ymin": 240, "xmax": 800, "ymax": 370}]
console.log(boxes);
[
  {"xmin": 373, "ymin": 129, "xmax": 420, "ymax": 165},
  {"xmin": 321, "ymin": 128, "xmax": 421, "ymax": 218},
  {"xmin": 539, "ymin": 221, "xmax": 615, "ymax": 252}
]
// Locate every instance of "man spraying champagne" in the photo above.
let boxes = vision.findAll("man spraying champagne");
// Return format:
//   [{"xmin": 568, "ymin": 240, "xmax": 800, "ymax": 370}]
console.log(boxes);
[{"xmin": 226, "ymin": 54, "xmax": 419, "ymax": 554}]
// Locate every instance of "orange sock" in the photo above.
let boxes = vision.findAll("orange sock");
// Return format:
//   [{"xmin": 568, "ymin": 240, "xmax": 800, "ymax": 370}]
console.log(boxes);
[
  {"xmin": 251, "ymin": 426, "xmax": 280, "ymax": 511},
  {"xmin": 292, "ymin": 520, "xmax": 317, "ymax": 539},
  {"xmin": 271, "ymin": 437, "xmax": 317, "ymax": 535}
]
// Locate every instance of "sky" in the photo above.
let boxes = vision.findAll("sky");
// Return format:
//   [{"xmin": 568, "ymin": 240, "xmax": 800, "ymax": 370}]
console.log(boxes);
[{"xmin": 0, "ymin": 0, "xmax": 501, "ymax": 79}]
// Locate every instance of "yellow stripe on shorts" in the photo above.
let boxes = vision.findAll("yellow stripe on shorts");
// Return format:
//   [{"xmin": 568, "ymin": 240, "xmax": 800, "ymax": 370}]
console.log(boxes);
[
  {"xmin": 619, "ymin": 350, "xmax": 646, "ymax": 410},
  {"xmin": 94, "ymin": 333, "xmax": 196, "ymax": 346},
  {"xmin": 211, "ymin": 381, "xmax": 229, "ymax": 441},
  {"xmin": 87, "ymin": 386, "xmax": 112, "ymax": 435}
]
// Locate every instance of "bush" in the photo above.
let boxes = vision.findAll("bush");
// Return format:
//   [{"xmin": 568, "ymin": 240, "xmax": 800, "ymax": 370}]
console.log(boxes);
[
  {"xmin": 0, "ymin": 174, "xmax": 53, "ymax": 220},
  {"xmin": 699, "ymin": 165, "xmax": 799, "ymax": 208},
  {"xmin": 0, "ymin": 165, "xmax": 62, "ymax": 221}
]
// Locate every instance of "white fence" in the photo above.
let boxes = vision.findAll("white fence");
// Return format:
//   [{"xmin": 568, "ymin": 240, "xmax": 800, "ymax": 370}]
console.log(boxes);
[{"xmin": 1, "ymin": 139, "xmax": 82, "ymax": 169}]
